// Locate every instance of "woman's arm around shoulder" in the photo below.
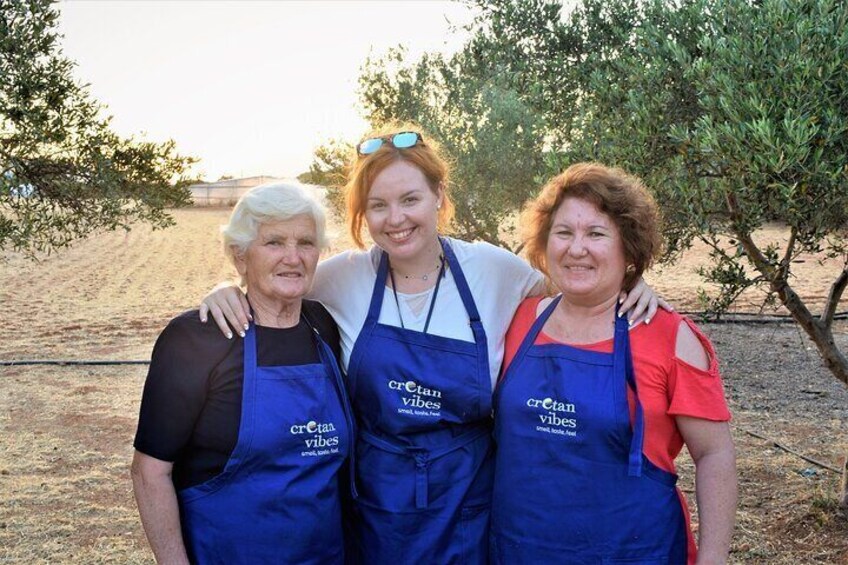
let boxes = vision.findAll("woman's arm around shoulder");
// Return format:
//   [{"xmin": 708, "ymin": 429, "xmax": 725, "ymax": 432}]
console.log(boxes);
[
  {"xmin": 452, "ymin": 238, "xmax": 546, "ymax": 298},
  {"xmin": 309, "ymin": 249, "xmax": 377, "ymax": 314},
  {"xmin": 198, "ymin": 282, "xmax": 250, "ymax": 339}
]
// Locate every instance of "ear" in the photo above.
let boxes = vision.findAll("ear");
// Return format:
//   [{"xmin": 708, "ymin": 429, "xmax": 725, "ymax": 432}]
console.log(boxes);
[
  {"xmin": 232, "ymin": 246, "xmax": 248, "ymax": 277},
  {"xmin": 436, "ymin": 182, "xmax": 445, "ymax": 209}
]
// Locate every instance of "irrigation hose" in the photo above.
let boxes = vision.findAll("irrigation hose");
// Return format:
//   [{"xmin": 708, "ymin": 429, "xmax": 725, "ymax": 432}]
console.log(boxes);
[{"xmin": 2, "ymin": 311, "xmax": 845, "ymax": 367}]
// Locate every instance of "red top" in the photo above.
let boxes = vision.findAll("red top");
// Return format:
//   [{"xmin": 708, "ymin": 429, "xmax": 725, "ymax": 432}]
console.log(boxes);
[{"xmin": 502, "ymin": 296, "xmax": 731, "ymax": 474}]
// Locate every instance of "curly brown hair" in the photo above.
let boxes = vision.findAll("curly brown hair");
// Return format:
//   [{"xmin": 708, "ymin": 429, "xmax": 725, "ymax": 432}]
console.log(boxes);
[
  {"xmin": 522, "ymin": 162, "xmax": 663, "ymax": 291},
  {"xmin": 345, "ymin": 123, "xmax": 455, "ymax": 248}
]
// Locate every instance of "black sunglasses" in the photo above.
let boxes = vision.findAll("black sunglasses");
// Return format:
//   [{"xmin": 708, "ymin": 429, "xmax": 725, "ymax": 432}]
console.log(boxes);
[{"xmin": 356, "ymin": 131, "xmax": 423, "ymax": 156}]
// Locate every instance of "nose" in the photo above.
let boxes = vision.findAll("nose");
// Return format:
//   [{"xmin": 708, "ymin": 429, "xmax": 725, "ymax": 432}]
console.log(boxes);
[
  {"xmin": 387, "ymin": 203, "xmax": 405, "ymax": 226},
  {"xmin": 280, "ymin": 242, "xmax": 300, "ymax": 264},
  {"xmin": 567, "ymin": 235, "xmax": 588, "ymax": 257}
]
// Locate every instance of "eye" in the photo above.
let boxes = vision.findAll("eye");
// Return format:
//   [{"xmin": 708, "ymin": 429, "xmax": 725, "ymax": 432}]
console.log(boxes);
[
  {"xmin": 265, "ymin": 239, "xmax": 281, "ymax": 246},
  {"xmin": 368, "ymin": 201, "xmax": 385, "ymax": 210},
  {"xmin": 403, "ymin": 195, "xmax": 420, "ymax": 205},
  {"xmin": 298, "ymin": 238, "xmax": 315, "ymax": 248}
]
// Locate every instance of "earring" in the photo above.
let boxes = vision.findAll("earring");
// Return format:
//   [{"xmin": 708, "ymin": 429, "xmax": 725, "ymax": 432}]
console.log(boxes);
[{"xmin": 626, "ymin": 264, "xmax": 636, "ymax": 274}]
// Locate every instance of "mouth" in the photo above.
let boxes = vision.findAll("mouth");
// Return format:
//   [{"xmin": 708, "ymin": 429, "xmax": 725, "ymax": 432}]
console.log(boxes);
[
  {"xmin": 564, "ymin": 265, "xmax": 593, "ymax": 271},
  {"xmin": 275, "ymin": 272, "xmax": 303, "ymax": 278},
  {"xmin": 386, "ymin": 227, "xmax": 416, "ymax": 242}
]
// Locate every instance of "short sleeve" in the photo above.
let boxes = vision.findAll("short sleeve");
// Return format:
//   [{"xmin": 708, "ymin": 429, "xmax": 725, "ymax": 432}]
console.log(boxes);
[
  {"xmin": 310, "ymin": 250, "xmax": 374, "ymax": 317},
  {"xmin": 666, "ymin": 318, "xmax": 731, "ymax": 422},
  {"xmin": 482, "ymin": 241, "xmax": 546, "ymax": 299},
  {"xmin": 134, "ymin": 314, "xmax": 233, "ymax": 461}
]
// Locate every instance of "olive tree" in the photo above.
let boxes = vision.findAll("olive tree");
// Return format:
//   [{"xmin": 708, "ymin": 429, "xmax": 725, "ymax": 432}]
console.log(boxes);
[
  {"xmin": 297, "ymin": 138, "xmax": 351, "ymax": 222},
  {"xmin": 469, "ymin": 0, "xmax": 848, "ymax": 386},
  {"xmin": 1, "ymin": 0, "xmax": 195, "ymax": 256}
]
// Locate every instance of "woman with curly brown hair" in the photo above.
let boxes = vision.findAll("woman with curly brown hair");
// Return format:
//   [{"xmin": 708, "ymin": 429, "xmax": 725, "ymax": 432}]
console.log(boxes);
[{"xmin": 491, "ymin": 163, "xmax": 737, "ymax": 564}]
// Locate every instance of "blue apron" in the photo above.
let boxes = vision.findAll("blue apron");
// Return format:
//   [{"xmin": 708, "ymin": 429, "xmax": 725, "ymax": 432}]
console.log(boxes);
[
  {"xmin": 177, "ymin": 317, "xmax": 354, "ymax": 564},
  {"xmin": 345, "ymin": 238, "xmax": 492, "ymax": 564},
  {"xmin": 491, "ymin": 296, "xmax": 688, "ymax": 564}
]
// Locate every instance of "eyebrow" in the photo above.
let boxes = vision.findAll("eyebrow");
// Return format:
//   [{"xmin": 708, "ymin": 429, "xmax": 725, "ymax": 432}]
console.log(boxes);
[
  {"xmin": 551, "ymin": 222, "xmax": 611, "ymax": 230},
  {"xmin": 367, "ymin": 189, "xmax": 424, "ymax": 201}
]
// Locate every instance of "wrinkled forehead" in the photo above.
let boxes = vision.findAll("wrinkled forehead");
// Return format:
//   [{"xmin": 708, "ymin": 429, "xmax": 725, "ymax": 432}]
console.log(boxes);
[{"xmin": 256, "ymin": 215, "xmax": 317, "ymax": 237}]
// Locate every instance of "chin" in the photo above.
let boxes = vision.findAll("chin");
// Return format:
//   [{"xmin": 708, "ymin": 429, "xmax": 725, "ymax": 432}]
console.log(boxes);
[
  {"xmin": 558, "ymin": 284, "xmax": 597, "ymax": 298},
  {"xmin": 270, "ymin": 287, "xmax": 308, "ymax": 301}
]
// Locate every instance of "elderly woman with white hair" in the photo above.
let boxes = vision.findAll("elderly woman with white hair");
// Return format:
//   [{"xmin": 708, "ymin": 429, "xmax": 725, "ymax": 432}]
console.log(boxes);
[{"xmin": 131, "ymin": 182, "xmax": 353, "ymax": 564}]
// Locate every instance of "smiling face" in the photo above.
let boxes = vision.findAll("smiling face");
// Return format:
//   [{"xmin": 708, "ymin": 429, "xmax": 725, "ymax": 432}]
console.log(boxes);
[
  {"xmin": 234, "ymin": 215, "xmax": 320, "ymax": 304},
  {"xmin": 546, "ymin": 197, "xmax": 628, "ymax": 306},
  {"xmin": 364, "ymin": 160, "xmax": 443, "ymax": 265}
]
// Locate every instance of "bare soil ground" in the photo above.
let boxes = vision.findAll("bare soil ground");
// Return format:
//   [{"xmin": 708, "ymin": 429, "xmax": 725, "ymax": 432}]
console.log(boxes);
[{"xmin": 1, "ymin": 208, "xmax": 846, "ymax": 563}]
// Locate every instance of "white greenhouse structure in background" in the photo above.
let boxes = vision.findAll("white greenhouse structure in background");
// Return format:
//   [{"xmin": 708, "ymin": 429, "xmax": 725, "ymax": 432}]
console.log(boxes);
[{"xmin": 188, "ymin": 176, "xmax": 282, "ymax": 206}]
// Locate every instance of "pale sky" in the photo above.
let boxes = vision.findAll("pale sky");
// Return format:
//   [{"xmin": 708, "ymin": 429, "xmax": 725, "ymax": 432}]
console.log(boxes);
[{"xmin": 58, "ymin": 1, "xmax": 475, "ymax": 181}]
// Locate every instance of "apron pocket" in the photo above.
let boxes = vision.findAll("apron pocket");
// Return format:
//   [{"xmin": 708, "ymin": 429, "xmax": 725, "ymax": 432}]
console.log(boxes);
[
  {"xmin": 355, "ymin": 440, "xmax": 419, "ymax": 511},
  {"xmin": 356, "ymin": 429, "xmax": 493, "ymax": 512}
]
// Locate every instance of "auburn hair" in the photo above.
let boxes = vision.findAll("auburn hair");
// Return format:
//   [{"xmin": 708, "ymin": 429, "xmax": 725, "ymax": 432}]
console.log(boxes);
[
  {"xmin": 521, "ymin": 162, "xmax": 662, "ymax": 291},
  {"xmin": 345, "ymin": 123, "xmax": 454, "ymax": 248}
]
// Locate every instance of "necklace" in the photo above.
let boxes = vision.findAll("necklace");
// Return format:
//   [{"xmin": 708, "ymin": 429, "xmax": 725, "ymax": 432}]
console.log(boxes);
[
  {"xmin": 390, "ymin": 255, "xmax": 445, "ymax": 281},
  {"xmin": 388, "ymin": 254, "xmax": 447, "ymax": 332}
]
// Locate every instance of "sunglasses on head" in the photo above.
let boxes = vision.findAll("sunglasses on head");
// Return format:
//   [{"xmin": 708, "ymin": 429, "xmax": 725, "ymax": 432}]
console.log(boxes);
[{"xmin": 356, "ymin": 131, "xmax": 423, "ymax": 156}]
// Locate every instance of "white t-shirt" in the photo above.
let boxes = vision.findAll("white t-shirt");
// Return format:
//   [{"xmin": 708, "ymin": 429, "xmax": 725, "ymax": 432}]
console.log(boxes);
[{"xmin": 309, "ymin": 237, "xmax": 545, "ymax": 389}]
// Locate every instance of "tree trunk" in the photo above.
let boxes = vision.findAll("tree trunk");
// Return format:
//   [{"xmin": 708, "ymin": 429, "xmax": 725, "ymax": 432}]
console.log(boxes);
[
  {"xmin": 840, "ymin": 455, "xmax": 848, "ymax": 516},
  {"xmin": 733, "ymin": 226, "xmax": 848, "ymax": 387},
  {"xmin": 772, "ymin": 279, "xmax": 848, "ymax": 387}
]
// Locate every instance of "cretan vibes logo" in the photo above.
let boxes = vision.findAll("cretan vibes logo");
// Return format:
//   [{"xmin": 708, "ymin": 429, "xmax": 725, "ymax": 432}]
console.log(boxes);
[
  {"xmin": 526, "ymin": 396, "xmax": 578, "ymax": 437},
  {"xmin": 290, "ymin": 420, "xmax": 340, "ymax": 457},
  {"xmin": 388, "ymin": 379, "xmax": 442, "ymax": 417}
]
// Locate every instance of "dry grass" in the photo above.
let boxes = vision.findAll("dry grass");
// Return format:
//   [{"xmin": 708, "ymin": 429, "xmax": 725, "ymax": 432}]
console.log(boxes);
[{"xmin": 1, "ymin": 208, "xmax": 847, "ymax": 563}]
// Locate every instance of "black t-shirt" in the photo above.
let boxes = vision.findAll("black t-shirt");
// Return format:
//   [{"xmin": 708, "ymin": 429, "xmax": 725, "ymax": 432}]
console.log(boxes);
[{"xmin": 133, "ymin": 300, "xmax": 342, "ymax": 490}]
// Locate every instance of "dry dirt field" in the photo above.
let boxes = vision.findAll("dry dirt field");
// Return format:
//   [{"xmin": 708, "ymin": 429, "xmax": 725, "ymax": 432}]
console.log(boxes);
[{"xmin": 1, "ymin": 207, "xmax": 847, "ymax": 563}]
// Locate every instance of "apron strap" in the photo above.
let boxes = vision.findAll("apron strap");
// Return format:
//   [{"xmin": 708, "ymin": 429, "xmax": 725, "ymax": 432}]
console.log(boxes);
[
  {"xmin": 360, "ymin": 425, "xmax": 491, "ymax": 509},
  {"xmin": 366, "ymin": 251, "xmax": 391, "ymax": 325},
  {"xmin": 440, "ymin": 238, "xmax": 480, "ymax": 322},
  {"xmin": 502, "ymin": 295, "xmax": 561, "ymax": 385},
  {"xmin": 211, "ymin": 318, "xmax": 259, "ymax": 486},
  {"xmin": 440, "ymin": 238, "xmax": 491, "ymax": 403},
  {"xmin": 613, "ymin": 305, "xmax": 645, "ymax": 477},
  {"xmin": 346, "ymin": 252, "xmax": 390, "ymax": 387},
  {"xmin": 302, "ymin": 313, "xmax": 360, "ymax": 499}
]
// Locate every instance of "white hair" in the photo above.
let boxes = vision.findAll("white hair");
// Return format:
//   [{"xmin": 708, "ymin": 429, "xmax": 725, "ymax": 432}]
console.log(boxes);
[{"xmin": 221, "ymin": 181, "xmax": 329, "ymax": 269}]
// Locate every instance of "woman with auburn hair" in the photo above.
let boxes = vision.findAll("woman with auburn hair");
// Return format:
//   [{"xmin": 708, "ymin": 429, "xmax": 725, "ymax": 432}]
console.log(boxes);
[
  {"xmin": 197, "ymin": 128, "xmax": 663, "ymax": 563},
  {"xmin": 491, "ymin": 163, "xmax": 737, "ymax": 564}
]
